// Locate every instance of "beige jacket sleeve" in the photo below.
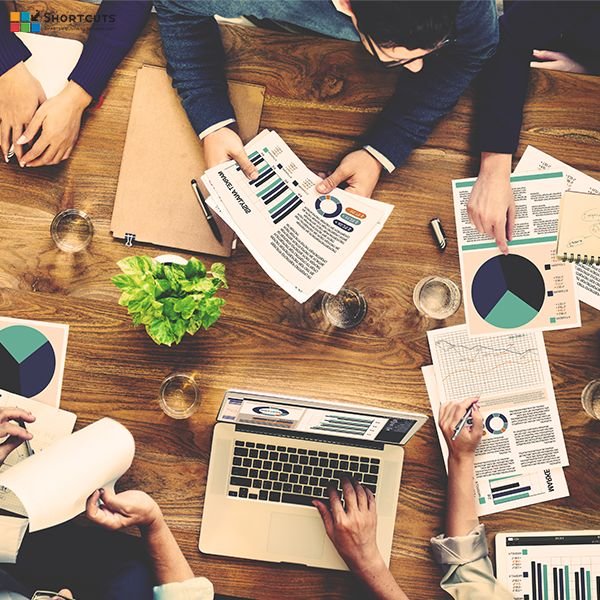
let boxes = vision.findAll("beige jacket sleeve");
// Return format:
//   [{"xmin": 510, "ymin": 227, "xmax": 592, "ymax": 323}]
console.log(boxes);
[{"xmin": 430, "ymin": 524, "xmax": 513, "ymax": 600}]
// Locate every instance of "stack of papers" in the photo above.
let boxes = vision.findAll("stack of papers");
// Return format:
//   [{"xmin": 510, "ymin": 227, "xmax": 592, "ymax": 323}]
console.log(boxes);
[
  {"xmin": 202, "ymin": 130, "xmax": 393, "ymax": 303},
  {"xmin": 422, "ymin": 324, "xmax": 569, "ymax": 516}
]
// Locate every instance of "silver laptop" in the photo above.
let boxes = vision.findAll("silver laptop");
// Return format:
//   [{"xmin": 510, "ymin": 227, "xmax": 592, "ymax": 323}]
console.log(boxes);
[{"xmin": 199, "ymin": 390, "xmax": 427, "ymax": 570}]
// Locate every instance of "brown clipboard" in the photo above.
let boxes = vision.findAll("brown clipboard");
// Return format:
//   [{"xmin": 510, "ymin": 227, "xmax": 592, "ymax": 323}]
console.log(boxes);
[{"xmin": 110, "ymin": 65, "xmax": 265, "ymax": 257}]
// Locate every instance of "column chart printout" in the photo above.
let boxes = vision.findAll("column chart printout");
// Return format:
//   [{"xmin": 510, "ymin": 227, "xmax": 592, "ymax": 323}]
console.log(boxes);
[
  {"xmin": 452, "ymin": 171, "xmax": 581, "ymax": 335},
  {"xmin": 422, "ymin": 364, "xmax": 569, "ymax": 517},
  {"xmin": 203, "ymin": 130, "xmax": 393, "ymax": 303},
  {"xmin": 496, "ymin": 532, "xmax": 600, "ymax": 600},
  {"xmin": 426, "ymin": 325, "xmax": 569, "ymax": 479},
  {"xmin": 515, "ymin": 145, "xmax": 600, "ymax": 311}
]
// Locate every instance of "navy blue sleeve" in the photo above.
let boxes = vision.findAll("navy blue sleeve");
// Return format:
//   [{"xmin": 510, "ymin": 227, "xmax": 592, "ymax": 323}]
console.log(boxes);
[
  {"xmin": 0, "ymin": 4, "xmax": 32, "ymax": 76},
  {"xmin": 155, "ymin": 1, "xmax": 235, "ymax": 136},
  {"xmin": 476, "ymin": 1, "xmax": 600, "ymax": 154},
  {"xmin": 69, "ymin": 0, "xmax": 152, "ymax": 99},
  {"xmin": 364, "ymin": 0, "xmax": 499, "ymax": 168}
]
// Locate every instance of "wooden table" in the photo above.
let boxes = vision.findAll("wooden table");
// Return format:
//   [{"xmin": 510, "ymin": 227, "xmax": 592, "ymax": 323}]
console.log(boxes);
[{"xmin": 1, "ymin": 2, "xmax": 599, "ymax": 598}]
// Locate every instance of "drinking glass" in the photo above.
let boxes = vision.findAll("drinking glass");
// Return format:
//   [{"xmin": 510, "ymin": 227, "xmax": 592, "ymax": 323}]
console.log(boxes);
[
  {"xmin": 50, "ymin": 209, "xmax": 93, "ymax": 253},
  {"xmin": 413, "ymin": 276, "xmax": 461, "ymax": 319},
  {"xmin": 321, "ymin": 287, "xmax": 367, "ymax": 329},
  {"xmin": 159, "ymin": 373, "xmax": 199, "ymax": 419},
  {"xmin": 581, "ymin": 379, "xmax": 600, "ymax": 420}
]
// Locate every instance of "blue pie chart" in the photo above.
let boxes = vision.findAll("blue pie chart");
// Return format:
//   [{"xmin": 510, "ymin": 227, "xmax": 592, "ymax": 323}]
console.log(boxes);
[
  {"xmin": 471, "ymin": 255, "xmax": 545, "ymax": 329},
  {"xmin": 0, "ymin": 325, "xmax": 56, "ymax": 397}
]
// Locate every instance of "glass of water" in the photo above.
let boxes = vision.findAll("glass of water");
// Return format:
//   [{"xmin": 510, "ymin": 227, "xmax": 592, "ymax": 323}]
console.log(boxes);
[
  {"xmin": 321, "ymin": 287, "xmax": 368, "ymax": 329},
  {"xmin": 159, "ymin": 373, "xmax": 199, "ymax": 419},
  {"xmin": 413, "ymin": 276, "xmax": 461, "ymax": 320},
  {"xmin": 581, "ymin": 379, "xmax": 600, "ymax": 420},
  {"xmin": 50, "ymin": 209, "xmax": 93, "ymax": 253}
]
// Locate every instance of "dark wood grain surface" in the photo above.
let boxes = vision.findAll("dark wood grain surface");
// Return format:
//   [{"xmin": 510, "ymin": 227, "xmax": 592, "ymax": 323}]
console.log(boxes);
[{"xmin": 1, "ymin": 2, "xmax": 599, "ymax": 598}]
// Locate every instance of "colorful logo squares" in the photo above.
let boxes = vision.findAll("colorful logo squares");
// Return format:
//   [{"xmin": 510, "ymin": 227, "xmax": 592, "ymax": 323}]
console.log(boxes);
[{"xmin": 9, "ymin": 12, "xmax": 41, "ymax": 33}]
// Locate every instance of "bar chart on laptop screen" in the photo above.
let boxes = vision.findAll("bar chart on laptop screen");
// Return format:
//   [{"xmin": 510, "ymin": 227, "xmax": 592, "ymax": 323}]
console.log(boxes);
[{"xmin": 500, "ymin": 534, "xmax": 600, "ymax": 600}]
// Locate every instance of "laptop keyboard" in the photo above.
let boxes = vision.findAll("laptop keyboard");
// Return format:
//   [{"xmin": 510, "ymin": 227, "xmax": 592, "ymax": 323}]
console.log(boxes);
[{"xmin": 227, "ymin": 440, "xmax": 380, "ymax": 506}]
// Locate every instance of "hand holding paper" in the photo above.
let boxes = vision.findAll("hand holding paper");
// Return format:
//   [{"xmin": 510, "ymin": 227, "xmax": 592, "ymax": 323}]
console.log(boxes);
[{"xmin": 0, "ymin": 417, "xmax": 135, "ymax": 531}]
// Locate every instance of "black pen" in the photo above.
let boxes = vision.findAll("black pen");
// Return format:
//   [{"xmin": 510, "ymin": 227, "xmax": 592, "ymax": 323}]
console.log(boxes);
[
  {"xmin": 191, "ymin": 179, "xmax": 223, "ymax": 244},
  {"xmin": 451, "ymin": 405, "xmax": 474, "ymax": 441},
  {"xmin": 16, "ymin": 419, "xmax": 34, "ymax": 457}
]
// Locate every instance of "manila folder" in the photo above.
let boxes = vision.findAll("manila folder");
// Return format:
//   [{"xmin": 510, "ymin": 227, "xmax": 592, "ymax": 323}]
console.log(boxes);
[{"xmin": 111, "ymin": 65, "xmax": 265, "ymax": 257}]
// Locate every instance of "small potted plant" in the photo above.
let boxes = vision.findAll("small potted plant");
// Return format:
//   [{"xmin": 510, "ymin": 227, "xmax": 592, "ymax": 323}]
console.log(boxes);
[{"xmin": 112, "ymin": 254, "xmax": 227, "ymax": 346}]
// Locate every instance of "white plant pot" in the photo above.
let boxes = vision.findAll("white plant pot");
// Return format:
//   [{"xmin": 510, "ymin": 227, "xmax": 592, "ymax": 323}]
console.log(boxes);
[{"xmin": 155, "ymin": 254, "xmax": 188, "ymax": 266}]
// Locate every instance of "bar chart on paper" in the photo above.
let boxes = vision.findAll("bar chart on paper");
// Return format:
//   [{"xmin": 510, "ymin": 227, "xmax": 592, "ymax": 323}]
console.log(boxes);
[{"xmin": 497, "ymin": 532, "xmax": 600, "ymax": 600}]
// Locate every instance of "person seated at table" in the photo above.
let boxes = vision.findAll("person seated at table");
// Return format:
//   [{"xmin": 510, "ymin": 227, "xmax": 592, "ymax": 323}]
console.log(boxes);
[
  {"xmin": 0, "ymin": 0, "xmax": 152, "ymax": 168},
  {"xmin": 313, "ymin": 399, "xmax": 512, "ymax": 599},
  {"xmin": 467, "ymin": 0, "xmax": 600, "ymax": 254},
  {"xmin": 154, "ymin": 0, "xmax": 498, "ymax": 198},
  {"xmin": 0, "ymin": 407, "xmax": 213, "ymax": 599}
]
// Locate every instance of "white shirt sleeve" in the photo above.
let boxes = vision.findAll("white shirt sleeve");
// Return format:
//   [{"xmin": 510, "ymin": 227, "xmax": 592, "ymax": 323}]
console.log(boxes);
[
  {"xmin": 198, "ymin": 119, "xmax": 236, "ymax": 140},
  {"xmin": 363, "ymin": 145, "xmax": 395, "ymax": 173}
]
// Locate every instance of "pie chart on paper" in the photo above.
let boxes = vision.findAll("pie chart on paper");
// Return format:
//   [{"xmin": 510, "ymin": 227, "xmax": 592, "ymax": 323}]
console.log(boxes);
[
  {"xmin": 0, "ymin": 325, "xmax": 56, "ymax": 397},
  {"xmin": 471, "ymin": 254, "xmax": 545, "ymax": 329}
]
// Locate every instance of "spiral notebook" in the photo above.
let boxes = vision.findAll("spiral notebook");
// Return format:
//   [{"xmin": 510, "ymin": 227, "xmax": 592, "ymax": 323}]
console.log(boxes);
[{"xmin": 557, "ymin": 191, "xmax": 600, "ymax": 265}]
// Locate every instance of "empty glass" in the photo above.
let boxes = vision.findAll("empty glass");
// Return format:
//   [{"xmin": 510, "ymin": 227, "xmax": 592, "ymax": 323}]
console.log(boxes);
[
  {"xmin": 50, "ymin": 209, "xmax": 93, "ymax": 253},
  {"xmin": 413, "ymin": 276, "xmax": 461, "ymax": 320},
  {"xmin": 159, "ymin": 373, "xmax": 199, "ymax": 419}
]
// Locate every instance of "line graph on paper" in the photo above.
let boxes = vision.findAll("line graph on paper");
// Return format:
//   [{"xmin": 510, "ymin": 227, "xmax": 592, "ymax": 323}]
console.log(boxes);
[{"xmin": 431, "ymin": 329, "xmax": 545, "ymax": 402}]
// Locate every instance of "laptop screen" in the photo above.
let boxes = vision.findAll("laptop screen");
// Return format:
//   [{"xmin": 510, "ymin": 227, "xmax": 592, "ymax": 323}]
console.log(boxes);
[{"xmin": 217, "ymin": 393, "xmax": 423, "ymax": 445}]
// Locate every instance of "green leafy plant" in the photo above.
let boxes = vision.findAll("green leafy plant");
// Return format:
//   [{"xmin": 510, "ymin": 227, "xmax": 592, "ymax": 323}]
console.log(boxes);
[{"xmin": 112, "ymin": 255, "xmax": 227, "ymax": 346}]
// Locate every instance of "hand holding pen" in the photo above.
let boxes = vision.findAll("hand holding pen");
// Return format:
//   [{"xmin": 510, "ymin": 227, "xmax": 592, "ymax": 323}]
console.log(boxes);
[
  {"xmin": 0, "ymin": 407, "xmax": 35, "ymax": 464},
  {"xmin": 439, "ymin": 398, "xmax": 483, "ymax": 458}
]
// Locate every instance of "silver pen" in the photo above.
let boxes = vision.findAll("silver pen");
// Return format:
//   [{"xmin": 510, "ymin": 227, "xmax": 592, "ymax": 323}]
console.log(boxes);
[{"xmin": 451, "ymin": 405, "xmax": 474, "ymax": 441}]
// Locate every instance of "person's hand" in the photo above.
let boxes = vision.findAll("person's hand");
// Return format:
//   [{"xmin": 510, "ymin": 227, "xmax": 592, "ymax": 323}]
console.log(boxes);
[
  {"xmin": 53, "ymin": 590, "xmax": 73, "ymax": 599},
  {"xmin": 86, "ymin": 488, "xmax": 163, "ymax": 532},
  {"xmin": 439, "ymin": 398, "xmax": 483, "ymax": 460},
  {"xmin": 531, "ymin": 50, "xmax": 589, "ymax": 74},
  {"xmin": 16, "ymin": 81, "xmax": 92, "ymax": 168},
  {"xmin": 0, "ymin": 61, "xmax": 46, "ymax": 163},
  {"xmin": 316, "ymin": 149, "xmax": 382, "ymax": 198},
  {"xmin": 468, "ymin": 152, "xmax": 515, "ymax": 254},
  {"xmin": 203, "ymin": 126, "xmax": 258, "ymax": 180},
  {"xmin": 0, "ymin": 408, "xmax": 35, "ymax": 465},
  {"xmin": 313, "ymin": 478, "xmax": 383, "ymax": 574}
]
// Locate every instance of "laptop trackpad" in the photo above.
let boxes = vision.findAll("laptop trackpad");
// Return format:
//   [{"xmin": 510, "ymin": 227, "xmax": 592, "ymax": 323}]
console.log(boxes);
[{"xmin": 267, "ymin": 512, "xmax": 326, "ymax": 560}]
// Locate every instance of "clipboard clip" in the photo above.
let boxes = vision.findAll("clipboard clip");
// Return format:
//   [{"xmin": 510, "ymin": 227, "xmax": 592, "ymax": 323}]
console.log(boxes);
[{"xmin": 124, "ymin": 233, "xmax": 136, "ymax": 247}]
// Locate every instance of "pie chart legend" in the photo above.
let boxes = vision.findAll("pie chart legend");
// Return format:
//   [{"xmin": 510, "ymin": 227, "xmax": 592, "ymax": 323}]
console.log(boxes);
[{"xmin": 471, "ymin": 254, "xmax": 547, "ymax": 329}]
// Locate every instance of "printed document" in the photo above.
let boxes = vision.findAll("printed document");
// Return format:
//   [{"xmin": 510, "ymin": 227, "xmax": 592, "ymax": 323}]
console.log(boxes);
[
  {"xmin": 423, "ymin": 364, "xmax": 568, "ymax": 516},
  {"xmin": 0, "ymin": 418, "xmax": 134, "ymax": 532},
  {"xmin": 515, "ymin": 146, "xmax": 600, "ymax": 310},
  {"xmin": 203, "ymin": 130, "xmax": 393, "ymax": 302},
  {"xmin": 452, "ymin": 171, "xmax": 581, "ymax": 335},
  {"xmin": 426, "ymin": 325, "xmax": 569, "ymax": 478}
]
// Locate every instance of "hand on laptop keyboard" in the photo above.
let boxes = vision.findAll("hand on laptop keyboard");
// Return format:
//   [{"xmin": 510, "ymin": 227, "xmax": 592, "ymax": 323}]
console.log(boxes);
[{"xmin": 313, "ymin": 477, "xmax": 381, "ymax": 573}]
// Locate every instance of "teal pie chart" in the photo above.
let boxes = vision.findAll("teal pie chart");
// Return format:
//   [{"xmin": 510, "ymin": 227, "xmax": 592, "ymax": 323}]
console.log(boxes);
[
  {"xmin": 0, "ymin": 325, "xmax": 56, "ymax": 397},
  {"xmin": 471, "ymin": 254, "xmax": 545, "ymax": 329}
]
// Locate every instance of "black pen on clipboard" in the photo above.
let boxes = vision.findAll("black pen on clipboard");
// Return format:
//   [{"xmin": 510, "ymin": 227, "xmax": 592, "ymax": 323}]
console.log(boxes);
[
  {"xmin": 191, "ymin": 179, "xmax": 223, "ymax": 244},
  {"xmin": 16, "ymin": 419, "xmax": 34, "ymax": 457}
]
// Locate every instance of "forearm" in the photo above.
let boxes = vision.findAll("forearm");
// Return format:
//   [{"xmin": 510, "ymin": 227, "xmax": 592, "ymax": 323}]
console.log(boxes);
[
  {"xmin": 478, "ymin": 152, "xmax": 512, "ymax": 176},
  {"xmin": 69, "ymin": 0, "xmax": 152, "ymax": 99},
  {"xmin": 142, "ymin": 517, "xmax": 194, "ymax": 585},
  {"xmin": 155, "ymin": 2, "xmax": 235, "ymax": 135},
  {"xmin": 348, "ymin": 555, "xmax": 409, "ymax": 600},
  {"xmin": 445, "ymin": 455, "xmax": 478, "ymax": 538}
]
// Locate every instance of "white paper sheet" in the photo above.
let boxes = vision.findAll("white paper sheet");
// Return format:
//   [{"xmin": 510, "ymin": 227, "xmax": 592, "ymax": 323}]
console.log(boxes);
[
  {"xmin": 515, "ymin": 146, "xmax": 600, "ymax": 310},
  {"xmin": 203, "ymin": 130, "xmax": 393, "ymax": 302},
  {"xmin": 422, "ymin": 365, "xmax": 569, "ymax": 516},
  {"xmin": 0, "ymin": 418, "xmax": 134, "ymax": 532},
  {"xmin": 0, "ymin": 392, "xmax": 76, "ymax": 516},
  {"xmin": 0, "ymin": 515, "xmax": 28, "ymax": 563},
  {"xmin": 452, "ymin": 171, "xmax": 581, "ymax": 335},
  {"xmin": 427, "ymin": 325, "xmax": 569, "ymax": 476}
]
